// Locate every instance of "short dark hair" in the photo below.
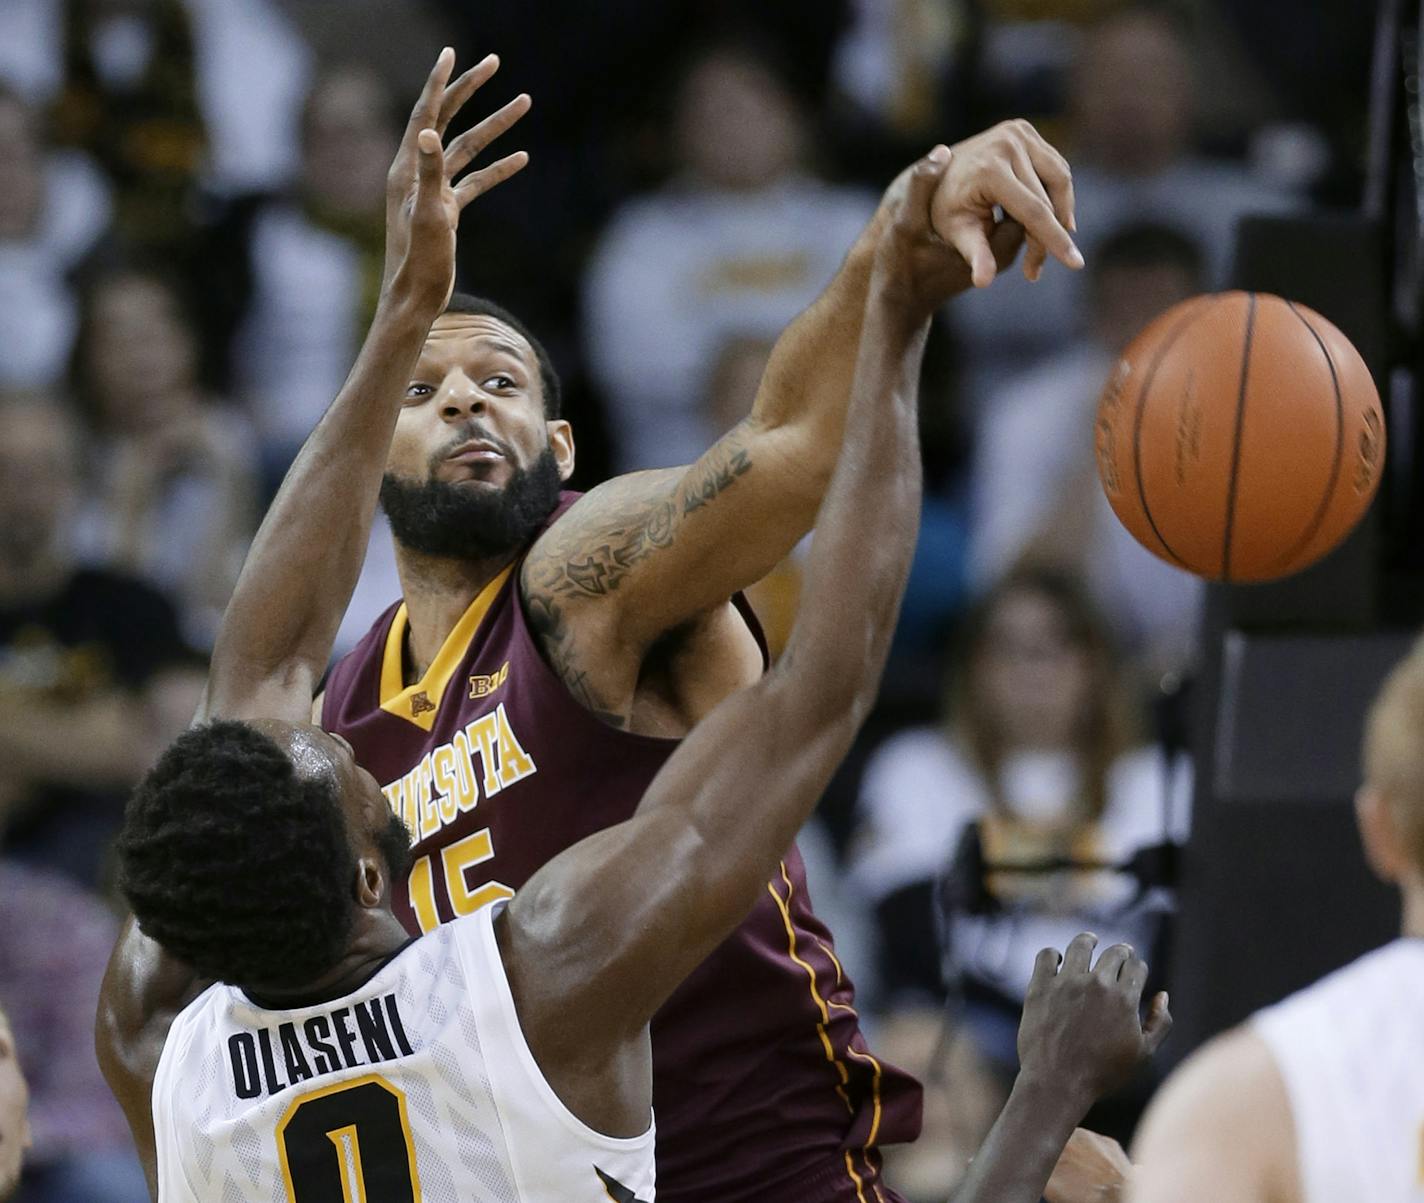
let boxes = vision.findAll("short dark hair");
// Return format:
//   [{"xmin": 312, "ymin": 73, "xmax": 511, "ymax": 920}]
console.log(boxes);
[
  {"xmin": 441, "ymin": 292, "xmax": 563, "ymax": 418},
  {"xmin": 118, "ymin": 721, "xmax": 356, "ymax": 990},
  {"xmin": 1093, "ymin": 221, "xmax": 1205, "ymax": 285}
]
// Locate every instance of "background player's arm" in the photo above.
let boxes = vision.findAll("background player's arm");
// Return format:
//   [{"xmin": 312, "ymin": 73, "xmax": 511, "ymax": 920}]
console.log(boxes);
[
  {"xmin": 1128, "ymin": 1027, "xmax": 1299, "ymax": 1203},
  {"xmin": 95, "ymin": 918, "xmax": 206, "ymax": 1201},
  {"xmin": 521, "ymin": 121, "xmax": 1074, "ymax": 658},
  {"xmin": 504, "ymin": 150, "xmax": 945, "ymax": 1088}
]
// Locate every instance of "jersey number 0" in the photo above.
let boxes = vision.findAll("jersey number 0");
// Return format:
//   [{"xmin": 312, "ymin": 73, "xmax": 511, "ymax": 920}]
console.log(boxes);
[{"xmin": 277, "ymin": 1074, "xmax": 421, "ymax": 1202}]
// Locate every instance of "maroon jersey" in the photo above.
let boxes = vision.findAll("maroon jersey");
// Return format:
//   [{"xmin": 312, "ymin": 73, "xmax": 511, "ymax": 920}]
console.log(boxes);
[{"xmin": 323, "ymin": 493, "xmax": 921, "ymax": 1201}]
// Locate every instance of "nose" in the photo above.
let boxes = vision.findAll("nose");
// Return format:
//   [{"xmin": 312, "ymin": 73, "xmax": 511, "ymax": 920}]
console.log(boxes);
[{"xmin": 439, "ymin": 372, "xmax": 486, "ymax": 422}]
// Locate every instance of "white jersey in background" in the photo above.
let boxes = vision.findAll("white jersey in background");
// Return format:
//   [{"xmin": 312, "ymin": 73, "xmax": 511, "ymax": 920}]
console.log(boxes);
[
  {"xmin": 1252, "ymin": 939, "xmax": 1424, "ymax": 1203},
  {"xmin": 150, "ymin": 905, "xmax": 656, "ymax": 1202}
]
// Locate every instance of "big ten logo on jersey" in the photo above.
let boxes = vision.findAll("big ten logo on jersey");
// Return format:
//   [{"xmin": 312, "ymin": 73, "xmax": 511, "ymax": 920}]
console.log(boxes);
[
  {"xmin": 381, "ymin": 700, "xmax": 536, "ymax": 933},
  {"xmin": 469, "ymin": 660, "xmax": 509, "ymax": 699}
]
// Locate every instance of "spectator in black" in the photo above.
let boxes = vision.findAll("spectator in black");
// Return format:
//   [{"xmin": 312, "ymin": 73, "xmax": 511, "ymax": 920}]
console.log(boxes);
[
  {"xmin": 49, "ymin": 0, "xmax": 207, "ymax": 262},
  {"xmin": 0, "ymin": 391, "xmax": 201, "ymax": 888}
]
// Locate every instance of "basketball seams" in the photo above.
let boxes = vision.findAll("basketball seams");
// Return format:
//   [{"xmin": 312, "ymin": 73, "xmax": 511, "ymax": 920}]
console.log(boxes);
[
  {"xmin": 1220, "ymin": 293, "xmax": 1258, "ymax": 582},
  {"xmin": 1259, "ymin": 302, "xmax": 1346, "ymax": 576},
  {"xmin": 1130, "ymin": 295, "xmax": 1214, "ymax": 569}
]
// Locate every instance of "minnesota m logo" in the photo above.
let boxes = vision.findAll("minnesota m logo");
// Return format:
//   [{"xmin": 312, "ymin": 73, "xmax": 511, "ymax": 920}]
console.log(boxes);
[{"xmin": 595, "ymin": 1166, "xmax": 651, "ymax": 1203}]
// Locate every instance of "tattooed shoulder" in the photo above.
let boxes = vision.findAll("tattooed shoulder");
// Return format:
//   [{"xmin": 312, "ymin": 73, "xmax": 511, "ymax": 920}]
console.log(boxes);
[{"xmin": 518, "ymin": 432, "xmax": 756, "ymax": 715}]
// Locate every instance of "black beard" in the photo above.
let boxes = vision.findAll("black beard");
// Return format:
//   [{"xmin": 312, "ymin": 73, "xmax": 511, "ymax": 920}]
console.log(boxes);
[{"xmin": 379, "ymin": 447, "xmax": 562, "ymax": 561}]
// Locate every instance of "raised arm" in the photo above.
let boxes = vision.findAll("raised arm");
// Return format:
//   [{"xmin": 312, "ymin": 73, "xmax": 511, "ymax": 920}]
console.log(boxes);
[
  {"xmin": 95, "ymin": 52, "xmax": 530, "ymax": 1195},
  {"xmin": 504, "ymin": 148, "xmax": 951, "ymax": 1075},
  {"xmin": 204, "ymin": 51, "xmax": 528, "ymax": 725},
  {"xmin": 523, "ymin": 121, "xmax": 1076, "ymax": 657}
]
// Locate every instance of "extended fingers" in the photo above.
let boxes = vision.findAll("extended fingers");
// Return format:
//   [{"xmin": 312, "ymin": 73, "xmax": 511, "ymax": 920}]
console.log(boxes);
[
  {"xmin": 991, "ymin": 168, "xmax": 1082, "ymax": 273},
  {"xmin": 407, "ymin": 47, "xmax": 455, "ymax": 138},
  {"xmin": 454, "ymin": 150, "xmax": 531, "ymax": 208},
  {"xmin": 436, "ymin": 53, "xmax": 501, "ymax": 135},
  {"xmin": 446, "ymin": 93, "xmax": 532, "ymax": 180}
]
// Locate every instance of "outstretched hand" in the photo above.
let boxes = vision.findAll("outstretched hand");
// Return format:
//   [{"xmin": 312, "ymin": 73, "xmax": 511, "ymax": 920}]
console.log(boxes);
[
  {"xmin": 1018, "ymin": 933, "xmax": 1172, "ymax": 1112},
  {"xmin": 383, "ymin": 48, "xmax": 531, "ymax": 312}
]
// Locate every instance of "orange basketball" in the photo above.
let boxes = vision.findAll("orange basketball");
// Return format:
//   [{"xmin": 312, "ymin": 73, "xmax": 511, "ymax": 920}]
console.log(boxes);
[{"xmin": 1095, "ymin": 291, "xmax": 1386, "ymax": 583}]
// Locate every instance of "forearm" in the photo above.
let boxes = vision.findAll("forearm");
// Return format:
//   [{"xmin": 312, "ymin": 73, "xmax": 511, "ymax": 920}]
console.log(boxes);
[
  {"xmin": 950, "ymin": 1074, "xmax": 1087, "ymax": 1203},
  {"xmin": 778, "ymin": 274, "xmax": 927, "ymax": 709},
  {"xmin": 747, "ymin": 227, "xmax": 878, "ymax": 466},
  {"xmin": 208, "ymin": 292, "xmax": 432, "ymax": 706}
]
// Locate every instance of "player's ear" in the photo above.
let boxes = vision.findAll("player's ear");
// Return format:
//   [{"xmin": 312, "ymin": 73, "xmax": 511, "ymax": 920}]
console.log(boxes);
[
  {"xmin": 547, "ymin": 420, "xmax": 575, "ymax": 482},
  {"xmin": 1356, "ymin": 784, "xmax": 1407, "ymax": 884},
  {"xmin": 355, "ymin": 857, "xmax": 384, "ymax": 908}
]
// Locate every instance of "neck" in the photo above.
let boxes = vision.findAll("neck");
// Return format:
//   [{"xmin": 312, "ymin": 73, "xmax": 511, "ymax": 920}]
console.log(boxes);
[
  {"xmin": 394, "ymin": 543, "xmax": 518, "ymax": 679},
  {"xmin": 250, "ymin": 907, "xmax": 411, "ymax": 1008},
  {"xmin": 1404, "ymin": 880, "xmax": 1424, "ymax": 939}
]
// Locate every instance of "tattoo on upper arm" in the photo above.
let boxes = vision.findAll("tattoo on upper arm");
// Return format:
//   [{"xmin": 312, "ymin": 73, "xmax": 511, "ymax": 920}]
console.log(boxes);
[
  {"xmin": 521, "ymin": 432, "xmax": 756, "ymax": 721},
  {"xmin": 683, "ymin": 447, "xmax": 751, "ymax": 515}
]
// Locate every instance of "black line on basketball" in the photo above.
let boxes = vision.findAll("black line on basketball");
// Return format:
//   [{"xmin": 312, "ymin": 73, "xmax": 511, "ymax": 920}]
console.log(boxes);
[
  {"xmin": 1221, "ymin": 292, "xmax": 1257, "ymax": 583},
  {"xmin": 1261, "ymin": 302, "xmax": 1345, "ymax": 575},
  {"xmin": 1131, "ymin": 296, "xmax": 1213, "ymax": 570}
]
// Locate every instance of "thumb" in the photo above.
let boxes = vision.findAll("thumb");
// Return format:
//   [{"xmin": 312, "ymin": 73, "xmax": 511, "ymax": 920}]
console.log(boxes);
[
  {"xmin": 416, "ymin": 128, "xmax": 444, "ymax": 196},
  {"xmin": 899, "ymin": 144, "xmax": 951, "ymax": 234},
  {"xmin": 1142, "ymin": 991, "xmax": 1172, "ymax": 1057}
]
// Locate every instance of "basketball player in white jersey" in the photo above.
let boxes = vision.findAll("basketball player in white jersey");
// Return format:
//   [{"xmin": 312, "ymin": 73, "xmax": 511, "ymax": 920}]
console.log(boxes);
[
  {"xmin": 1123, "ymin": 636, "xmax": 1424, "ymax": 1203},
  {"xmin": 96, "ymin": 49, "xmax": 1169, "ymax": 1203}
]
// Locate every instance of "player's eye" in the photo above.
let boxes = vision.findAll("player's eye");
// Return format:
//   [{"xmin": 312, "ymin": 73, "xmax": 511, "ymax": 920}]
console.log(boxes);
[
  {"xmin": 405, "ymin": 383, "xmax": 433, "ymax": 401},
  {"xmin": 483, "ymin": 374, "xmax": 516, "ymax": 391}
]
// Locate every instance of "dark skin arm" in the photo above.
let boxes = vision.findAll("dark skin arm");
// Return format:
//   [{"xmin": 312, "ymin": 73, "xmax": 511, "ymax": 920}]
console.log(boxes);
[
  {"xmin": 946, "ymin": 936, "xmax": 1171, "ymax": 1203},
  {"xmin": 93, "ymin": 51, "xmax": 529, "ymax": 1196},
  {"xmin": 520, "ymin": 123, "xmax": 1065, "ymax": 733},
  {"xmin": 500, "ymin": 148, "xmax": 952, "ymax": 1134}
]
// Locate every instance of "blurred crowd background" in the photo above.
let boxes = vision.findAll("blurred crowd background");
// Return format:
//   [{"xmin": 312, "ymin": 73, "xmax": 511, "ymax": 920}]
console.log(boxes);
[{"xmin": 0, "ymin": 0, "xmax": 1382, "ymax": 1199}]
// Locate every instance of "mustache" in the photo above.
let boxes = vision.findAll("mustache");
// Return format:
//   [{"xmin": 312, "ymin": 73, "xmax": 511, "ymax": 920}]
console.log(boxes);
[{"xmin": 430, "ymin": 423, "xmax": 515, "ymax": 470}]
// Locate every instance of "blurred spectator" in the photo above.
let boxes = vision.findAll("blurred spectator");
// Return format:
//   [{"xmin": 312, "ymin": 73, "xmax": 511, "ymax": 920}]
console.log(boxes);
[
  {"xmin": 584, "ymin": 41, "xmax": 876, "ymax": 470},
  {"xmin": 72, "ymin": 265, "xmax": 258, "ymax": 648},
  {"xmin": 953, "ymin": 5, "xmax": 1298, "ymax": 402},
  {"xmin": 0, "ymin": 1005, "xmax": 27, "ymax": 1203},
  {"xmin": 969, "ymin": 221, "xmax": 1205, "ymax": 675},
  {"xmin": 0, "ymin": 393, "xmax": 201, "ymax": 888},
  {"xmin": 0, "ymin": 864, "xmax": 147, "ymax": 1203},
  {"xmin": 0, "ymin": 86, "xmax": 111, "ymax": 390},
  {"xmin": 0, "ymin": 0, "xmax": 312, "ymax": 197},
  {"xmin": 226, "ymin": 65, "xmax": 398, "ymax": 487},
  {"xmin": 849, "ymin": 567, "xmax": 1189, "ymax": 1190},
  {"xmin": 49, "ymin": 0, "xmax": 207, "ymax": 261}
]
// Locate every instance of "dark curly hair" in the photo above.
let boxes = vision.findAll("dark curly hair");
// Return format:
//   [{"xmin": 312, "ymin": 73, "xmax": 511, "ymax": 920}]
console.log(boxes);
[{"xmin": 118, "ymin": 721, "xmax": 364, "ymax": 990}]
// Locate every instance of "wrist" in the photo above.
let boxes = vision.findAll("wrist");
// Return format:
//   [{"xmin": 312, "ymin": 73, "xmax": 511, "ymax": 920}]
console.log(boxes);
[
  {"xmin": 378, "ymin": 274, "xmax": 444, "ymax": 330},
  {"xmin": 1009, "ymin": 1069, "xmax": 1095, "ymax": 1138}
]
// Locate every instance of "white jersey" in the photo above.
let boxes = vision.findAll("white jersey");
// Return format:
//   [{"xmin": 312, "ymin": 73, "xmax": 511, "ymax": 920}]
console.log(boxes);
[
  {"xmin": 1252, "ymin": 939, "xmax": 1424, "ymax": 1203},
  {"xmin": 151, "ymin": 905, "xmax": 656, "ymax": 1202}
]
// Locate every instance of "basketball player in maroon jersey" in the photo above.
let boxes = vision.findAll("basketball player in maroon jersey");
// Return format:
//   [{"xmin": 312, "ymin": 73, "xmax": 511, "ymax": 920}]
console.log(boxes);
[
  {"xmin": 299, "ymin": 49, "xmax": 1083, "ymax": 1203},
  {"xmin": 98, "ymin": 52, "xmax": 1164, "ymax": 1202}
]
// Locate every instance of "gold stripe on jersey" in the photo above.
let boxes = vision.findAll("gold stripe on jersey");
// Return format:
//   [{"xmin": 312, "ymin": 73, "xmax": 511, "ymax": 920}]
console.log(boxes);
[
  {"xmin": 380, "ymin": 564, "xmax": 516, "ymax": 730},
  {"xmin": 767, "ymin": 864, "xmax": 868, "ymax": 1203}
]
